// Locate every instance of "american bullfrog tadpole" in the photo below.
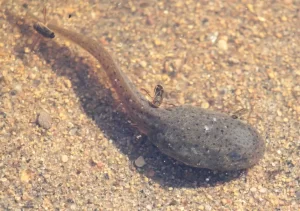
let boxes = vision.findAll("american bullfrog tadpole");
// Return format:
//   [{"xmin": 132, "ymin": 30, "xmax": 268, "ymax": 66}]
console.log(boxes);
[{"xmin": 27, "ymin": 13, "xmax": 265, "ymax": 171}]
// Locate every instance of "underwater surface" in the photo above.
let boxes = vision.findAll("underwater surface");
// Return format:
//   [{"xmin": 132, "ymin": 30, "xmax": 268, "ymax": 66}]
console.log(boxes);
[{"xmin": 0, "ymin": 0, "xmax": 299, "ymax": 210}]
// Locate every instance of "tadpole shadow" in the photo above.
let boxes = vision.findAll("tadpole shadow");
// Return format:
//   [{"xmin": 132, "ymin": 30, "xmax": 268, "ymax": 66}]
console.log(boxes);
[{"xmin": 5, "ymin": 9, "xmax": 246, "ymax": 188}]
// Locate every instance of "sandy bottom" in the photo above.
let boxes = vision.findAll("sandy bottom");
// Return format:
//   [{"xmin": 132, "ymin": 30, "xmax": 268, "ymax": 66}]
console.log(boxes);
[{"xmin": 0, "ymin": 0, "xmax": 299, "ymax": 210}]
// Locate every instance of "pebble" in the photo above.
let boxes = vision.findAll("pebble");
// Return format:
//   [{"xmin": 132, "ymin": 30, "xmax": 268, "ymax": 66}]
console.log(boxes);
[
  {"xmin": 283, "ymin": 0, "xmax": 293, "ymax": 4},
  {"xmin": 134, "ymin": 156, "xmax": 146, "ymax": 167},
  {"xmin": 70, "ymin": 204, "xmax": 77, "ymax": 210},
  {"xmin": 20, "ymin": 170, "xmax": 32, "ymax": 183},
  {"xmin": 228, "ymin": 57, "xmax": 240, "ymax": 65},
  {"xmin": 24, "ymin": 47, "xmax": 30, "ymax": 53},
  {"xmin": 259, "ymin": 187, "xmax": 267, "ymax": 193},
  {"xmin": 221, "ymin": 199, "xmax": 228, "ymax": 205},
  {"xmin": 266, "ymin": 69, "xmax": 275, "ymax": 79},
  {"xmin": 204, "ymin": 204, "xmax": 212, "ymax": 211},
  {"xmin": 246, "ymin": 4, "xmax": 254, "ymax": 13},
  {"xmin": 153, "ymin": 38, "xmax": 163, "ymax": 46},
  {"xmin": 37, "ymin": 111, "xmax": 52, "ymax": 130},
  {"xmin": 69, "ymin": 128, "xmax": 78, "ymax": 136},
  {"xmin": 13, "ymin": 84, "xmax": 22, "ymax": 94},
  {"xmin": 0, "ymin": 177, "xmax": 7, "ymax": 182},
  {"xmin": 201, "ymin": 101, "xmax": 210, "ymax": 109},
  {"xmin": 139, "ymin": 60, "xmax": 147, "ymax": 68},
  {"xmin": 64, "ymin": 79, "xmax": 72, "ymax": 88},
  {"xmin": 217, "ymin": 39, "xmax": 228, "ymax": 51},
  {"xmin": 61, "ymin": 155, "xmax": 68, "ymax": 163},
  {"xmin": 208, "ymin": 32, "xmax": 219, "ymax": 43},
  {"xmin": 281, "ymin": 16, "xmax": 287, "ymax": 22},
  {"xmin": 198, "ymin": 205, "xmax": 204, "ymax": 210}
]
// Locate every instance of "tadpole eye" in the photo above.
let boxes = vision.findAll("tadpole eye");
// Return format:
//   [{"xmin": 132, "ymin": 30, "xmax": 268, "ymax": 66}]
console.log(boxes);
[{"xmin": 227, "ymin": 151, "xmax": 243, "ymax": 162}]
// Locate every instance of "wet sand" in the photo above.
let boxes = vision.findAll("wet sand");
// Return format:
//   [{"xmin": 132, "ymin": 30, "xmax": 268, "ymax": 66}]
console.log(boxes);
[{"xmin": 0, "ymin": 0, "xmax": 299, "ymax": 210}]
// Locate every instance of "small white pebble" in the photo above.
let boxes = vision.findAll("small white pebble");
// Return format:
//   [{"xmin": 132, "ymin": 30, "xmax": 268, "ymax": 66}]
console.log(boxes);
[
  {"xmin": 139, "ymin": 60, "xmax": 147, "ymax": 68},
  {"xmin": 1, "ymin": 177, "xmax": 8, "ymax": 182},
  {"xmin": 209, "ymin": 32, "xmax": 219, "ymax": 43},
  {"xmin": 37, "ymin": 111, "xmax": 52, "ymax": 130},
  {"xmin": 69, "ymin": 128, "xmax": 78, "ymax": 136},
  {"xmin": 218, "ymin": 39, "xmax": 228, "ymax": 51},
  {"xmin": 259, "ymin": 187, "xmax": 267, "ymax": 193},
  {"xmin": 204, "ymin": 204, "xmax": 212, "ymax": 211},
  {"xmin": 62, "ymin": 155, "xmax": 68, "ymax": 163},
  {"xmin": 135, "ymin": 156, "xmax": 146, "ymax": 167},
  {"xmin": 201, "ymin": 101, "xmax": 210, "ymax": 109},
  {"xmin": 13, "ymin": 84, "xmax": 22, "ymax": 94},
  {"xmin": 24, "ymin": 47, "xmax": 30, "ymax": 53},
  {"xmin": 70, "ymin": 204, "xmax": 77, "ymax": 210}
]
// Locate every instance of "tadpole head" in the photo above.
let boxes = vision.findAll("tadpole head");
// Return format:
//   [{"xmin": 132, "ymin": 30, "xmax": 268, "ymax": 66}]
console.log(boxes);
[{"xmin": 148, "ymin": 105, "xmax": 265, "ymax": 171}]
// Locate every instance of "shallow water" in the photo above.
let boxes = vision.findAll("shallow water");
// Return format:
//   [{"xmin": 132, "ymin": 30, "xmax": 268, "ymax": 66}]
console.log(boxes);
[{"xmin": 0, "ymin": 0, "xmax": 299, "ymax": 210}]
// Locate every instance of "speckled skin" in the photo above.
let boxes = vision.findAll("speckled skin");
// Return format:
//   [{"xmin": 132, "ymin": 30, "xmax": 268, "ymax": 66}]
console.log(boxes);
[
  {"xmin": 43, "ymin": 19, "xmax": 265, "ymax": 171},
  {"xmin": 147, "ymin": 106, "xmax": 265, "ymax": 171}
]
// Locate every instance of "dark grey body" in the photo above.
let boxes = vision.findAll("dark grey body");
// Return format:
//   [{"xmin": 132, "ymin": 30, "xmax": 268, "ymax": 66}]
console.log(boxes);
[{"xmin": 148, "ymin": 106, "xmax": 265, "ymax": 171}]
